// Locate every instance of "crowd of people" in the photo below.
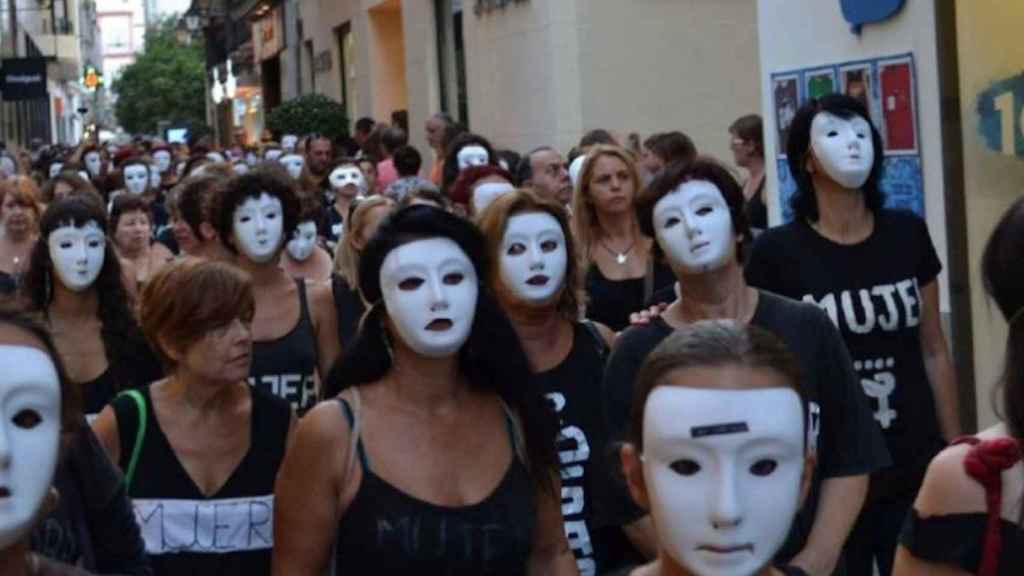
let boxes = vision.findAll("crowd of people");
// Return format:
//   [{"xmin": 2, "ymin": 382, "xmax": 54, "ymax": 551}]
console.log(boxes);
[{"xmin": 0, "ymin": 93, "xmax": 1020, "ymax": 576}]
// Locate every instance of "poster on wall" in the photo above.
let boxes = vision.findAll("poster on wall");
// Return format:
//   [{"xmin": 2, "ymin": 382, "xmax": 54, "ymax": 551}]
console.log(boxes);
[
  {"xmin": 770, "ymin": 52, "xmax": 923, "ymax": 222},
  {"xmin": 976, "ymin": 70, "xmax": 1024, "ymax": 158}
]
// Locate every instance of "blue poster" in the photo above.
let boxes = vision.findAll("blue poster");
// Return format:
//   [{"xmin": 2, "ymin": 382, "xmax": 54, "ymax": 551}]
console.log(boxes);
[{"xmin": 976, "ymin": 71, "xmax": 1024, "ymax": 158}]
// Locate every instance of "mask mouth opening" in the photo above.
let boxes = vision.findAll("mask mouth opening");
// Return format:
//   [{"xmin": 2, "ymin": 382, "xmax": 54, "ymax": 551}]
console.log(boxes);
[
  {"xmin": 526, "ymin": 275, "xmax": 550, "ymax": 286},
  {"xmin": 0, "ymin": 486, "xmax": 11, "ymax": 498},
  {"xmin": 425, "ymin": 318, "xmax": 453, "ymax": 331},
  {"xmin": 696, "ymin": 543, "xmax": 755, "ymax": 555}
]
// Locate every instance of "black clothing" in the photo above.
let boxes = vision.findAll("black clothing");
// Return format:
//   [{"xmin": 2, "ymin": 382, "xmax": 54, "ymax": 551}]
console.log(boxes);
[
  {"xmin": 32, "ymin": 421, "xmax": 152, "ymax": 575},
  {"xmin": 746, "ymin": 209, "xmax": 945, "ymax": 499},
  {"xmin": 745, "ymin": 177, "xmax": 768, "ymax": 232},
  {"xmin": 249, "ymin": 279, "xmax": 319, "ymax": 414},
  {"xmin": 332, "ymin": 274, "xmax": 366, "ymax": 351},
  {"xmin": 112, "ymin": 385, "xmax": 291, "ymax": 576},
  {"xmin": 584, "ymin": 261, "xmax": 674, "ymax": 332},
  {"xmin": 321, "ymin": 206, "xmax": 345, "ymax": 246},
  {"xmin": 0, "ymin": 270, "xmax": 17, "ymax": 295},
  {"xmin": 901, "ymin": 510, "xmax": 1023, "ymax": 575},
  {"xmin": 80, "ymin": 343, "xmax": 163, "ymax": 417},
  {"xmin": 599, "ymin": 290, "xmax": 890, "ymax": 563},
  {"xmin": 334, "ymin": 396, "xmax": 535, "ymax": 575}
]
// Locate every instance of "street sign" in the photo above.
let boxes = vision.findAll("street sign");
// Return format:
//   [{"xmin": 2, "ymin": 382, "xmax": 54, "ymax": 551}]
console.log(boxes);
[{"xmin": 0, "ymin": 58, "xmax": 48, "ymax": 100}]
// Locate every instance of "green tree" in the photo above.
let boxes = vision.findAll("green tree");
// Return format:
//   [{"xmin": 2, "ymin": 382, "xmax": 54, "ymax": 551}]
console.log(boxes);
[
  {"xmin": 112, "ymin": 19, "xmax": 206, "ymax": 135},
  {"xmin": 266, "ymin": 93, "xmax": 349, "ymax": 142}
]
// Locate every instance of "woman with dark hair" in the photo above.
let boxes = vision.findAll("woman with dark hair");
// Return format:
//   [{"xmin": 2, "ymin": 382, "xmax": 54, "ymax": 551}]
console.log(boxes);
[
  {"xmin": 478, "ymin": 189, "xmax": 624, "ymax": 573},
  {"xmin": 449, "ymin": 164, "xmax": 516, "ymax": 218},
  {"xmin": 280, "ymin": 193, "xmax": 332, "ymax": 283},
  {"xmin": 894, "ymin": 198, "xmax": 1024, "ymax": 575},
  {"xmin": 746, "ymin": 93, "xmax": 958, "ymax": 576},
  {"xmin": 441, "ymin": 132, "xmax": 498, "ymax": 196},
  {"xmin": 321, "ymin": 159, "xmax": 368, "ymax": 249},
  {"xmin": 110, "ymin": 195, "xmax": 174, "ymax": 290},
  {"xmin": 213, "ymin": 168, "xmax": 339, "ymax": 414},
  {"xmin": 172, "ymin": 174, "xmax": 232, "ymax": 260},
  {"xmin": 40, "ymin": 171, "xmax": 100, "ymax": 205},
  {"xmin": 92, "ymin": 259, "xmax": 294, "ymax": 576},
  {"xmin": 23, "ymin": 197, "xmax": 161, "ymax": 417},
  {"xmin": 729, "ymin": 114, "xmax": 767, "ymax": 234},
  {"xmin": 273, "ymin": 205, "xmax": 576, "ymax": 575}
]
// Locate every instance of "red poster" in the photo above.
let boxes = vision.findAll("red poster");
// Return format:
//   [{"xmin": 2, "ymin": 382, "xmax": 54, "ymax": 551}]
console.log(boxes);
[{"xmin": 879, "ymin": 61, "xmax": 916, "ymax": 152}]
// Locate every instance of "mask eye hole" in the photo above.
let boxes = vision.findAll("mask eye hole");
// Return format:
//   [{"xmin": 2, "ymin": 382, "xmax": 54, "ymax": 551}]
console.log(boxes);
[
  {"xmin": 669, "ymin": 459, "xmax": 701, "ymax": 476},
  {"xmin": 398, "ymin": 277, "xmax": 424, "ymax": 291},
  {"xmin": 13, "ymin": 408, "xmax": 41, "ymax": 429},
  {"xmin": 508, "ymin": 243, "xmax": 526, "ymax": 256},
  {"xmin": 540, "ymin": 240, "xmax": 558, "ymax": 253},
  {"xmin": 750, "ymin": 459, "xmax": 779, "ymax": 477},
  {"xmin": 663, "ymin": 217, "xmax": 680, "ymax": 229},
  {"xmin": 695, "ymin": 206, "xmax": 713, "ymax": 216},
  {"xmin": 827, "ymin": 130, "xmax": 839, "ymax": 137},
  {"xmin": 442, "ymin": 272, "xmax": 464, "ymax": 285}
]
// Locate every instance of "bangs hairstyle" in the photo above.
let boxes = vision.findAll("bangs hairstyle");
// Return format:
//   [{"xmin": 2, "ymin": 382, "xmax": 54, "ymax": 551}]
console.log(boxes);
[
  {"xmin": 213, "ymin": 167, "xmax": 300, "ymax": 255},
  {"xmin": 0, "ymin": 176, "xmax": 43, "ymax": 220},
  {"xmin": 109, "ymin": 194, "xmax": 152, "ymax": 233},
  {"xmin": 629, "ymin": 319, "xmax": 806, "ymax": 451},
  {"xmin": 637, "ymin": 156, "xmax": 750, "ymax": 263},
  {"xmin": 441, "ymin": 132, "xmax": 497, "ymax": 194},
  {"xmin": 786, "ymin": 93, "xmax": 885, "ymax": 222},
  {"xmin": 729, "ymin": 114, "xmax": 764, "ymax": 157},
  {"xmin": 140, "ymin": 258, "xmax": 254, "ymax": 369},
  {"xmin": 328, "ymin": 204, "xmax": 559, "ymax": 495},
  {"xmin": 177, "ymin": 174, "xmax": 228, "ymax": 236},
  {"xmin": 476, "ymin": 189, "xmax": 583, "ymax": 320},
  {"xmin": 572, "ymin": 145, "xmax": 643, "ymax": 262},
  {"xmin": 40, "ymin": 171, "xmax": 100, "ymax": 204}
]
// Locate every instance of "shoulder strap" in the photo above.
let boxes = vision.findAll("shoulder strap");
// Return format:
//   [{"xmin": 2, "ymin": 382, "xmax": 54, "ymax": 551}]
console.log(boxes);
[
  {"xmin": 581, "ymin": 320, "xmax": 610, "ymax": 361},
  {"xmin": 336, "ymin": 388, "xmax": 368, "ymax": 479},
  {"xmin": 498, "ymin": 399, "xmax": 528, "ymax": 468},
  {"xmin": 959, "ymin": 437, "xmax": 1023, "ymax": 576},
  {"xmin": 118, "ymin": 389, "xmax": 147, "ymax": 490}
]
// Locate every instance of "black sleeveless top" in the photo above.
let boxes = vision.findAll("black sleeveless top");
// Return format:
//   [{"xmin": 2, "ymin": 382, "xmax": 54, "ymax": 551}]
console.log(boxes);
[
  {"xmin": 331, "ymin": 274, "xmax": 366, "ymax": 351},
  {"xmin": 249, "ymin": 279, "xmax": 319, "ymax": 414},
  {"xmin": 584, "ymin": 261, "xmax": 674, "ymax": 332},
  {"xmin": 112, "ymin": 385, "xmax": 291, "ymax": 576},
  {"xmin": 334, "ymin": 395, "xmax": 535, "ymax": 575},
  {"xmin": 80, "ymin": 343, "xmax": 163, "ymax": 418}
]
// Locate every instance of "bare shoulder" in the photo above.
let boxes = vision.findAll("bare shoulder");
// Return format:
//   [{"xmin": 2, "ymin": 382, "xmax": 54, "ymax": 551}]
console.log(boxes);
[
  {"xmin": 307, "ymin": 279, "xmax": 335, "ymax": 312},
  {"xmin": 915, "ymin": 443, "xmax": 985, "ymax": 516}
]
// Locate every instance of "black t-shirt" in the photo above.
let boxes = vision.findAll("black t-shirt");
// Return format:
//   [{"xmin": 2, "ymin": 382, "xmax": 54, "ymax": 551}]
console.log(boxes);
[
  {"xmin": 585, "ymin": 261, "xmax": 675, "ymax": 332},
  {"xmin": 598, "ymin": 290, "xmax": 890, "ymax": 562},
  {"xmin": 746, "ymin": 209, "xmax": 945, "ymax": 498}
]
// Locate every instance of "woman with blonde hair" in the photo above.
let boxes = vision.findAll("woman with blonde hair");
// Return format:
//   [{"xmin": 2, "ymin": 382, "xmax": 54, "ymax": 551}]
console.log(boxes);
[
  {"xmin": 0, "ymin": 176, "xmax": 43, "ymax": 294},
  {"xmin": 573, "ymin": 145, "xmax": 673, "ymax": 331},
  {"xmin": 332, "ymin": 195, "xmax": 395, "ymax": 350}
]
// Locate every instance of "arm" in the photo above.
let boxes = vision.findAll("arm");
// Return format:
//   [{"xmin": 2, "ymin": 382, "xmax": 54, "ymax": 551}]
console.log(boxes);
[
  {"xmin": 526, "ymin": 475, "xmax": 580, "ymax": 576},
  {"xmin": 272, "ymin": 401, "xmax": 349, "ymax": 576},
  {"xmin": 789, "ymin": 475, "xmax": 867, "ymax": 575},
  {"xmin": 918, "ymin": 281, "xmax": 961, "ymax": 440},
  {"xmin": 309, "ymin": 282, "xmax": 342, "ymax": 383},
  {"xmin": 90, "ymin": 405, "xmax": 122, "ymax": 468}
]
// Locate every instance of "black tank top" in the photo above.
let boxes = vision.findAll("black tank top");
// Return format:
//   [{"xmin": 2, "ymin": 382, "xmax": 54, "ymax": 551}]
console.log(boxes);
[
  {"xmin": 334, "ymin": 393, "xmax": 535, "ymax": 575},
  {"xmin": 249, "ymin": 279, "xmax": 319, "ymax": 414},
  {"xmin": 331, "ymin": 274, "xmax": 366, "ymax": 351},
  {"xmin": 111, "ymin": 385, "xmax": 291, "ymax": 576},
  {"xmin": 585, "ymin": 261, "xmax": 675, "ymax": 332},
  {"xmin": 81, "ymin": 369, "xmax": 118, "ymax": 418}
]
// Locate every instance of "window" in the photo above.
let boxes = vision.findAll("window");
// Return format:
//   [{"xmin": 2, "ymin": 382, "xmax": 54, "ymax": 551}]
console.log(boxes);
[{"xmin": 434, "ymin": 0, "xmax": 468, "ymax": 126}]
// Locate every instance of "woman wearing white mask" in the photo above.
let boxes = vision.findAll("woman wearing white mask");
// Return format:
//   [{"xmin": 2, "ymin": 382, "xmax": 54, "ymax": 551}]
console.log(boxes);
[
  {"xmin": 440, "ymin": 132, "xmax": 497, "ymax": 196},
  {"xmin": 213, "ymin": 169, "xmax": 340, "ymax": 415},
  {"xmin": 602, "ymin": 158, "xmax": 888, "ymax": 575},
  {"xmin": 274, "ymin": 205, "xmax": 576, "ymax": 575},
  {"xmin": 322, "ymin": 159, "xmax": 368, "ymax": 249},
  {"xmin": 23, "ymin": 197, "xmax": 162, "ymax": 418},
  {"xmin": 280, "ymin": 196, "xmax": 332, "ymax": 283},
  {"xmin": 478, "ymin": 189, "xmax": 625, "ymax": 573},
  {"xmin": 745, "ymin": 94, "xmax": 958, "ymax": 576},
  {"xmin": 619, "ymin": 320, "xmax": 816, "ymax": 576}
]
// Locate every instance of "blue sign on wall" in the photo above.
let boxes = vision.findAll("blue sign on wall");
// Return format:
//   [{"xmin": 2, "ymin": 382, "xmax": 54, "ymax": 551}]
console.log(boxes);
[
  {"xmin": 840, "ymin": 0, "xmax": 905, "ymax": 34},
  {"xmin": 977, "ymin": 72, "xmax": 1024, "ymax": 158}
]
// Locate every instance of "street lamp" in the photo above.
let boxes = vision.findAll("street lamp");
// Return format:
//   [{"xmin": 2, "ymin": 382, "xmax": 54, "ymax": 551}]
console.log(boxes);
[
  {"xmin": 211, "ymin": 68, "xmax": 224, "ymax": 104},
  {"xmin": 225, "ymin": 60, "xmax": 237, "ymax": 99}
]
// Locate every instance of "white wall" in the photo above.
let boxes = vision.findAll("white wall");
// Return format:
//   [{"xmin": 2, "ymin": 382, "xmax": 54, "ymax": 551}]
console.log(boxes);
[{"xmin": 756, "ymin": 0, "xmax": 950, "ymax": 311}]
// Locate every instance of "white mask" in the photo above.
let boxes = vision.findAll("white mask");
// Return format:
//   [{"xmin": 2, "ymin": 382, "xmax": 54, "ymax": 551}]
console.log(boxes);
[
  {"xmin": 245, "ymin": 152, "xmax": 259, "ymax": 167},
  {"xmin": 206, "ymin": 152, "xmax": 225, "ymax": 164},
  {"xmin": 380, "ymin": 238, "xmax": 478, "ymax": 358},
  {"xmin": 264, "ymin": 149, "xmax": 283, "ymax": 162},
  {"xmin": 654, "ymin": 180, "xmax": 734, "ymax": 275},
  {"xmin": 47, "ymin": 222, "xmax": 106, "ymax": 292},
  {"xmin": 123, "ymin": 164, "xmax": 150, "ymax": 195},
  {"xmin": 149, "ymin": 167, "xmax": 161, "ymax": 190},
  {"xmin": 499, "ymin": 212, "xmax": 567, "ymax": 305},
  {"xmin": 809, "ymin": 112, "xmax": 875, "ymax": 190},
  {"xmin": 568, "ymin": 155, "xmax": 587, "ymax": 189},
  {"xmin": 279, "ymin": 154, "xmax": 305, "ymax": 180},
  {"xmin": 471, "ymin": 181, "xmax": 514, "ymax": 214},
  {"xmin": 232, "ymin": 193, "xmax": 284, "ymax": 263},
  {"xmin": 643, "ymin": 386, "xmax": 805, "ymax": 576},
  {"xmin": 48, "ymin": 162, "xmax": 64, "ymax": 179},
  {"xmin": 77, "ymin": 170, "xmax": 89, "ymax": 182},
  {"xmin": 84, "ymin": 152, "xmax": 102, "ymax": 177},
  {"xmin": 233, "ymin": 162, "xmax": 249, "ymax": 175},
  {"xmin": 0, "ymin": 345, "xmax": 61, "ymax": 549},
  {"xmin": 286, "ymin": 221, "xmax": 318, "ymax": 261},
  {"xmin": 281, "ymin": 134, "xmax": 298, "ymax": 152},
  {"xmin": 328, "ymin": 165, "xmax": 366, "ymax": 196},
  {"xmin": 456, "ymin": 145, "xmax": 489, "ymax": 171},
  {"xmin": 152, "ymin": 150, "xmax": 171, "ymax": 174}
]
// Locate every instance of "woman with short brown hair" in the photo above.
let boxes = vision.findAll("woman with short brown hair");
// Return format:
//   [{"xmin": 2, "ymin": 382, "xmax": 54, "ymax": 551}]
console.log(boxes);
[{"xmin": 92, "ymin": 258, "xmax": 295, "ymax": 576}]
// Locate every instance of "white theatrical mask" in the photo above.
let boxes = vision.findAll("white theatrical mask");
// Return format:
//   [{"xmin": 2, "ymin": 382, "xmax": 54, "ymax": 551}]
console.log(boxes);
[
  {"xmin": 654, "ymin": 180, "xmax": 735, "ymax": 275},
  {"xmin": 48, "ymin": 162, "xmax": 64, "ymax": 179},
  {"xmin": 281, "ymin": 134, "xmax": 298, "ymax": 152},
  {"xmin": 84, "ymin": 152, "xmax": 102, "ymax": 177},
  {"xmin": 150, "ymin": 166, "xmax": 162, "ymax": 190},
  {"xmin": 499, "ymin": 212, "xmax": 567, "ymax": 304},
  {"xmin": 328, "ymin": 165, "xmax": 366, "ymax": 196},
  {"xmin": 380, "ymin": 238, "xmax": 478, "ymax": 358},
  {"xmin": 809, "ymin": 112, "xmax": 875, "ymax": 190},
  {"xmin": 471, "ymin": 181, "xmax": 514, "ymax": 214},
  {"xmin": 568, "ymin": 155, "xmax": 587, "ymax": 189},
  {"xmin": 279, "ymin": 154, "xmax": 305, "ymax": 180},
  {"xmin": 0, "ymin": 345, "xmax": 61, "ymax": 549},
  {"xmin": 122, "ymin": 164, "xmax": 150, "ymax": 196},
  {"xmin": 264, "ymin": 149, "xmax": 283, "ymax": 162},
  {"xmin": 456, "ymin": 145, "xmax": 489, "ymax": 171},
  {"xmin": 47, "ymin": 222, "xmax": 106, "ymax": 292},
  {"xmin": 233, "ymin": 162, "xmax": 250, "ymax": 175},
  {"xmin": 232, "ymin": 193, "xmax": 284, "ymax": 263},
  {"xmin": 206, "ymin": 152, "xmax": 226, "ymax": 164},
  {"xmin": 245, "ymin": 151, "xmax": 259, "ymax": 167},
  {"xmin": 642, "ymin": 387, "xmax": 805, "ymax": 576},
  {"xmin": 152, "ymin": 150, "xmax": 172, "ymax": 174},
  {"xmin": 286, "ymin": 221, "xmax": 318, "ymax": 261}
]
